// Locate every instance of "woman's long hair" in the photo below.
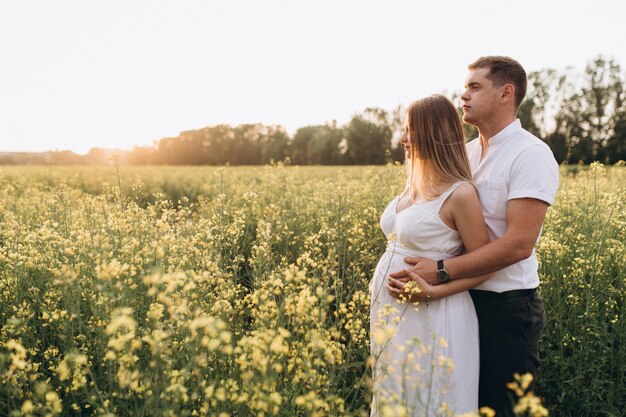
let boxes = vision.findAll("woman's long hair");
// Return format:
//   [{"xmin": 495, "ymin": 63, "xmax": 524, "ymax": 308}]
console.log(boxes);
[{"xmin": 406, "ymin": 94, "xmax": 472, "ymax": 201}]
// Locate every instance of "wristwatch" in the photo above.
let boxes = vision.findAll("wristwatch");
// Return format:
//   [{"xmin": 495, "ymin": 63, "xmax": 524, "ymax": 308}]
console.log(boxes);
[{"xmin": 436, "ymin": 260, "xmax": 450, "ymax": 283}]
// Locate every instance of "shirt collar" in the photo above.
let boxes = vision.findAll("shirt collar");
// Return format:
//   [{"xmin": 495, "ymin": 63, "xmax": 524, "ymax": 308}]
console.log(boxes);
[{"xmin": 487, "ymin": 119, "xmax": 521, "ymax": 146}]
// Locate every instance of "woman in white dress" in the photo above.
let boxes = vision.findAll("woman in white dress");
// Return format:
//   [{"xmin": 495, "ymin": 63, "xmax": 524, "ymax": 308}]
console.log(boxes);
[{"xmin": 369, "ymin": 95, "xmax": 492, "ymax": 416}]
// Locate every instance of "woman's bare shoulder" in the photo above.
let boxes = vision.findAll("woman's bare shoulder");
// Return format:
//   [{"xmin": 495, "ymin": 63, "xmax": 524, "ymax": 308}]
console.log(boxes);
[{"xmin": 449, "ymin": 182, "xmax": 479, "ymax": 203}]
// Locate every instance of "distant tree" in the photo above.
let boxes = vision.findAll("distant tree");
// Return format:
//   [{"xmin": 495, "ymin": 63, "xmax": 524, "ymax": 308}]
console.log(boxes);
[
  {"xmin": 258, "ymin": 125, "xmax": 290, "ymax": 164},
  {"xmin": 307, "ymin": 123, "xmax": 345, "ymax": 165},
  {"xmin": 85, "ymin": 148, "xmax": 109, "ymax": 164},
  {"xmin": 125, "ymin": 146, "xmax": 155, "ymax": 165},
  {"xmin": 522, "ymin": 68, "xmax": 568, "ymax": 139},
  {"xmin": 522, "ymin": 67, "xmax": 585, "ymax": 161},
  {"xmin": 174, "ymin": 130, "xmax": 206, "ymax": 165},
  {"xmin": 345, "ymin": 108, "xmax": 392, "ymax": 164},
  {"xmin": 388, "ymin": 104, "xmax": 407, "ymax": 162},
  {"xmin": 0, "ymin": 154, "xmax": 17, "ymax": 164},
  {"xmin": 290, "ymin": 123, "xmax": 347, "ymax": 165},
  {"xmin": 291, "ymin": 126, "xmax": 319, "ymax": 165},
  {"xmin": 543, "ymin": 132, "xmax": 569, "ymax": 163},
  {"xmin": 598, "ymin": 112, "xmax": 626, "ymax": 163},
  {"xmin": 555, "ymin": 55, "xmax": 625, "ymax": 163},
  {"xmin": 50, "ymin": 150, "xmax": 85, "ymax": 164},
  {"xmin": 203, "ymin": 125, "xmax": 235, "ymax": 165},
  {"xmin": 103, "ymin": 55, "xmax": 626, "ymax": 166},
  {"xmin": 518, "ymin": 97, "xmax": 541, "ymax": 138},
  {"xmin": 154, "ymin": 136, "xmax": 181, "ymax": 165},
  {"xmin": 230, "ymin": 124, "xmax": 261, "ymax": 165}
]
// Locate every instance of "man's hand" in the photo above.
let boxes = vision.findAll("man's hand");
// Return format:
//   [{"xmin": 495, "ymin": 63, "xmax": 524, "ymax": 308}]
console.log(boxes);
[{"xmin": 389, "ymin": 257, "xmax": 439, "ymax": 285}]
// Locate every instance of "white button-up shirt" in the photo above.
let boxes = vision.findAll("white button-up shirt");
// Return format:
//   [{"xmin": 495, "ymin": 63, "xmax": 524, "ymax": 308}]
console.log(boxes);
[{"xmin": 467, "ymin": 119, "xmax": 559, "ymax": 292}]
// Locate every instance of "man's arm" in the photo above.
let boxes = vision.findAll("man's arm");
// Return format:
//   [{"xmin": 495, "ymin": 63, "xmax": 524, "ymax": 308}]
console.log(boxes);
[
  {"xmin": 390, "ymin": 197, "xmax": 550, "ymax": 285},
  {"xmin": 387, "ymin": 270, "xmax": 493, "ymax": 302},
  {"xmin": 387, "ymin": 182, "xmax": 493, "ymax": 299}
]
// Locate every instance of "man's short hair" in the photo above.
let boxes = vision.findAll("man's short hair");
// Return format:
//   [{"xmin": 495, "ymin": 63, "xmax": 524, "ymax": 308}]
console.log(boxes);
[{"xmin": 468, "ymin": 56, "xmax": 527, "ymax": 109}]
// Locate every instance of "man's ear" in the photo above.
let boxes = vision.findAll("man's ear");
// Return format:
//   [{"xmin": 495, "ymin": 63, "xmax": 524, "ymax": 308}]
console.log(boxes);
[{"xmin": 501, "ymin": 83, "xmax": 515, "ymax": 103}]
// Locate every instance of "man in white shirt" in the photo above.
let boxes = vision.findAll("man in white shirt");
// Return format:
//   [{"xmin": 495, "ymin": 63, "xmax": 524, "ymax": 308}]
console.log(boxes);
[{"xmin": 390, "ymin": 56, "xmax": 559, "ymax": 415}]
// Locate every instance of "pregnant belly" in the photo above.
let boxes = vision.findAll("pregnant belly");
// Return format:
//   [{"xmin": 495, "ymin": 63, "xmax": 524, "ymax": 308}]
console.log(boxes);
[{"xmin": 373, "ymin": 244, "xmax": 453, "ymax": 281}]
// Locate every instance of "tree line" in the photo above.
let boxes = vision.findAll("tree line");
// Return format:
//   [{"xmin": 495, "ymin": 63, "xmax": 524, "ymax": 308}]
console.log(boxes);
[{"xmin": 2, "ymin": 55, "xmax": 624, "ymax": 166}]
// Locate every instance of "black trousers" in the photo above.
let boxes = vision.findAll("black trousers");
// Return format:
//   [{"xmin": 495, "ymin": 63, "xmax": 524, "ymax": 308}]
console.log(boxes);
[{"xmin": 469, "ymin": 288, "xmax": 546, "ymax": 417}]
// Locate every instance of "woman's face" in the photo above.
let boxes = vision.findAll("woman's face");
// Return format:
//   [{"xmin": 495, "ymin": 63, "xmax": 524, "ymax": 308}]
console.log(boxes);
[{"xmin": 400, "ymin": 114, "xmax": 411, "ymax": 158}]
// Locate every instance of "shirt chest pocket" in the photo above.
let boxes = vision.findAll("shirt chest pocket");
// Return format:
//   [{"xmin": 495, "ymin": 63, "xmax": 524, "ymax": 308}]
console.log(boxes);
[{"xmin": 476, "ymin": 179, "xmax": 508, "ymax": 220}]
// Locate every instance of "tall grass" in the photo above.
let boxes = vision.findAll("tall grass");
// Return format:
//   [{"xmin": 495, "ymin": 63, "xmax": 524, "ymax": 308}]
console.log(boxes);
[
  {"xmin": 0, "ymin": 163, "xmax": 623, "ymax": 416},
  {"xmin": 536, "ymin": 162, "xmax": 625, "ymax": 416}
]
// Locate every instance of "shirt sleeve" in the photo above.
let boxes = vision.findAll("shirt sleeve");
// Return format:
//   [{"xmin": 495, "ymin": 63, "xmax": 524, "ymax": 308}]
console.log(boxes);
[{"xmin": 507, "ymin": 144, "xmax": 560, "ymax": 205}]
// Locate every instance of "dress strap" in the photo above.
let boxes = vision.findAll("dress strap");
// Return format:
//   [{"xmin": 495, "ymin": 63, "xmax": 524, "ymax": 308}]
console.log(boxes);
[{"xmin": 431, "ymin": 181, "xmax": 468, "ymax": 213}]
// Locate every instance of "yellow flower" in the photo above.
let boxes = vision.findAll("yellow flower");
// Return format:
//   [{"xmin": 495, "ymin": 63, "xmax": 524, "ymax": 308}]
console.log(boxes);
[
  {"xmin": 6, "ymin": 339, "xmax": 27, "ymax": 370},
  {"xmin": 45, "ymin": 391, "xmax": 63, "ymax": 413},
  {"xmin": 21, "ymin": 400, "xmax": 34, "ymax": 413},
  {"xmin": 371, "ymin": 325, "xmax": 396, "ymax": 345},
  {"xmin": 438, "ymin": 337, "xmax": 448, "ymax": 348},
  {"xmin": 57, "ymin": 360, "xmax": 70, "ymax": 381},
  {"xmin": 479, "ymin": 406, "xmax": 495, "ymax": 417}
]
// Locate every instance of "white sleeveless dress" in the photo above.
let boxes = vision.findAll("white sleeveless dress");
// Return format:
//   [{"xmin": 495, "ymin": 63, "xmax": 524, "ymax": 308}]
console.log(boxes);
[{"xmin": 369, "ymin": 182, "xmax": 479, "ymax": 416}]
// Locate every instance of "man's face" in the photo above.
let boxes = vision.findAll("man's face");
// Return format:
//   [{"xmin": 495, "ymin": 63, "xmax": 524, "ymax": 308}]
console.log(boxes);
[{"xmin": 460, "ymin": 67, "xmax": 502, "ymax": 128}]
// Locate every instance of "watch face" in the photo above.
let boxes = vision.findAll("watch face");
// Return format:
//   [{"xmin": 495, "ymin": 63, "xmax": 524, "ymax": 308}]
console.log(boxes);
[{"xmin": 437, "ymin": 269, "xmax": 450, "ymax": 283}]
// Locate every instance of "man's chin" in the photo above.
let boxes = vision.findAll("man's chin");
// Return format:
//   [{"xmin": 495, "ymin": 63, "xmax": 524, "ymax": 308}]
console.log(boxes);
[{"xmin": 462, "ymin": 115, "xmax": 478, "ymax": 126}]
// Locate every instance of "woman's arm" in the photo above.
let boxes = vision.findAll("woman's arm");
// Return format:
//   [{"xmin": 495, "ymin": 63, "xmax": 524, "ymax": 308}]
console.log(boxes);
[
  {"xmin": 388, "ymin": 271, "xmax": 489, "ymax": 302},
  {"xmin": 387, "ymin": 183, "xmax": 493, "ymax": 301}
]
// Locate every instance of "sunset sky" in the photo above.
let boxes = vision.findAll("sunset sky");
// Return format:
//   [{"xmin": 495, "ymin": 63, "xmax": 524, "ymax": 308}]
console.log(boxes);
[{"xmin": 1, "ymin": 0, "xmax": 625, "ymax": 154}]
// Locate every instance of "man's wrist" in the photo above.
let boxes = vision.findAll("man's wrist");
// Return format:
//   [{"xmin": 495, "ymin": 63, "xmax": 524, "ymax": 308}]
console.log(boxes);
[{"xmin": 436, "ymin": 259, "xmax": 451, "ymax": 283}]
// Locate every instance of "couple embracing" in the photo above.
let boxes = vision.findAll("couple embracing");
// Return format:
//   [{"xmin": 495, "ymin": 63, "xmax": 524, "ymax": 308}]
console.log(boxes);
[{"xmin": 369, "ymin": 56, "xmax": 559, "ymax": 416}]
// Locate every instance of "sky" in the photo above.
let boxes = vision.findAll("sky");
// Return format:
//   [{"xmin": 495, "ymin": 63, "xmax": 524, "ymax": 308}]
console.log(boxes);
[{"xmin": 1, "ymin": 0, "xmax": 625, "ymax": 154}]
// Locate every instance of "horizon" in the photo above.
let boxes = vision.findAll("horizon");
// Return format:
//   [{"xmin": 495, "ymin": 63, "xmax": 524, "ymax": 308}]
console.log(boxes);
[{"xmin": 2, "ymin": 0, "xmax": 625, "ymax": 154}]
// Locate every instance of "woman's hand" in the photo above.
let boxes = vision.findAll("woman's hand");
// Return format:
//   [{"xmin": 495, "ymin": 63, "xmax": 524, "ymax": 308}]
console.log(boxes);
[{"xmin": 387, "ymin": 269, "xmax": 431, "ymax": 303}]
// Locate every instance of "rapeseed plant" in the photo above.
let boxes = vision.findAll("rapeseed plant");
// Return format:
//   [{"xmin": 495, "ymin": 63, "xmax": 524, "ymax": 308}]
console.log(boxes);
[{"xmin": 0, "ymin": 164, "xmax": 622, "ymax": 416}]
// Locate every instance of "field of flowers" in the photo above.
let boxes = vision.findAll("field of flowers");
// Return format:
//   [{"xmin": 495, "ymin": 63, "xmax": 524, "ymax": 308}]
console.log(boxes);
[{"xmin": 0, "ymin": 162, "xmax": 624, "ymax": 417}]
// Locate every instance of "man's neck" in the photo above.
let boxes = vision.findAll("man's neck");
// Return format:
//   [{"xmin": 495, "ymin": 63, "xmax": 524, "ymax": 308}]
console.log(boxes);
[
  {"xmin": 478, "ymin": 116, "xmax": 516, "ymax": 142},
  {"xmin": 477, "ymin": 116, "xmax": 516, "ymax": 159}
]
